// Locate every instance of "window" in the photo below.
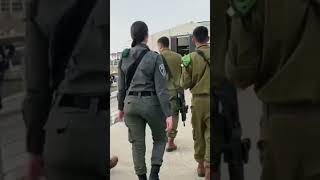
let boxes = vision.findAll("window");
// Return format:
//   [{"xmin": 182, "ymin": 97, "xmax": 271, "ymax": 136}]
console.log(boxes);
[
  {"xmin": 0, "ymin": 0, "xmax": 10, "ymax": 12},
  {"xmin": 12, "ymin": 0, "xmax": 23, "ymax": 12}
]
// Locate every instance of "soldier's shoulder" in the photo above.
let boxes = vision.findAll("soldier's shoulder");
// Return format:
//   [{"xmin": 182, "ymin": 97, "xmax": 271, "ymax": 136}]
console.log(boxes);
[
  {"xmin": 148, "ymin": 50, "xmax": 161, "ymax": 60},
  {"xmin": 172, "ymin": 51, "xmax": 182, "ymax": 58}
]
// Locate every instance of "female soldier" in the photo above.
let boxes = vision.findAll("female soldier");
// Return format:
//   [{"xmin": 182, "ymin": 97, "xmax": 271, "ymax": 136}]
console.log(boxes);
[{"xmin": 117, "ymin": 21, "xmax": 173, "ymax": 180}]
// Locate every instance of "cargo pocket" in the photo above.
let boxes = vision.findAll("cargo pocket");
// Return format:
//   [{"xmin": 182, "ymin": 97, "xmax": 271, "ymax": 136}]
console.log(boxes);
[{"xmin": 44, "ymin": 105, "xmax": 97, "ymax": 170}]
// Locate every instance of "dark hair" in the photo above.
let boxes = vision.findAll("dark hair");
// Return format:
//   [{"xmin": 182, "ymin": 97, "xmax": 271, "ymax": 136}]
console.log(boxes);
[
  {"xmin": 192, "ymin": 26, "xmax": 209, "ymax": 43},
  {"xmin": 157, "ymin": 36, "xmax": 169, "ymax": 48},
  {"xmin": 131, "ymin": 21, "xmax": 148, "ymax": 47}
]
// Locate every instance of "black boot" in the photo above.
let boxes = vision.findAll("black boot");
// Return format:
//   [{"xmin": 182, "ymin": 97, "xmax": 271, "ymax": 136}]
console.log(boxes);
[
  {"xmin": 149, "ymin": 165, "xmax": 161, "ymax": 180},
  {"xmin": 138, "ymin": 174, "xmax": 147, "ymax": 180}
]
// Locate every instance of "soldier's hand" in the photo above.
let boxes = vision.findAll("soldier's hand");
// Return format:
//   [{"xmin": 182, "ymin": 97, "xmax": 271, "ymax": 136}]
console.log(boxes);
[
  {"xmin": 24, "ymin": 153, "xmax": 43, "ymax": 180},
  {"xmin": 117, "ymin": 111, "xmax": 124, "ymax": 122},
  {"xmin": 165, "ymin": 116, "xmax": 173, "ymax": 132}
]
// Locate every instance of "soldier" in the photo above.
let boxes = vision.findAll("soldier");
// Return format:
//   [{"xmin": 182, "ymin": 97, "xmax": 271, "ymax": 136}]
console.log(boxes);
[
  {"xmin": 23, "ymin": 0, "xmax": 108, "ymax": 180},
  {"xmin": 180, "ymin": 26, "xmax": 210, "ymax": 179},
  {"xmin": 157, "ymin": 36, "xmax": 182, "ymax": 152},
  {"xmin": 226, "ymin": 0, "xmax": 320, "ymax": 180},
  {"xmin": 117, "ymin": 21, "xmax": 173, "ymax": 180}
]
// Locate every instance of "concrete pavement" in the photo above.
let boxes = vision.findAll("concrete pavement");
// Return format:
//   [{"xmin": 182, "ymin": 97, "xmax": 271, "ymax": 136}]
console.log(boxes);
[{"xmin": 0, "ymin": 93, "xmax": 26, "ymax": 180}]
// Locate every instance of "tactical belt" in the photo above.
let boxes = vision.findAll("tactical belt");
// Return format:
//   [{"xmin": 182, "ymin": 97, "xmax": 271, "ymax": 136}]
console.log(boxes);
[
  {"xmin": 128, "ymin": 91, "xmax": 156, "ymax": 96},
  {"xmin": 59, "ymin": 94, "xmax": 107, "ymax": 110}
]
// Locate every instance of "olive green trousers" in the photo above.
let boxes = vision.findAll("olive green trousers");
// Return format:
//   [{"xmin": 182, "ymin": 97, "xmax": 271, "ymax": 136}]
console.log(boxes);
[
  {"xmin": 191, "ymin": 95, "xmax": 210, "ymax": 166},
  {"xmin": 260, "ymin": 104, "xmax": 320, "ymax": 180},
  {"xmin": 124, "ymin": 95, "xmax": 167, "ymax": 175},
  {"xmin": 167, "ymin": 90, "xmax": 179, "ymax": 138}
]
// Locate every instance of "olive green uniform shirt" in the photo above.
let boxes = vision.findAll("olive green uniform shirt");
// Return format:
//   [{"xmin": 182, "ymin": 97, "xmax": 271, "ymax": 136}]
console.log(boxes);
[
  {"xmin": 226, "ymin": 0, "xmax": 320, "ymax": 104},
  {"xmin": 161, "ymin": 48, "xmax": 182, "ymax": 91},
  {"xmin": 180, "ymin": 45, "xmax": 210, "ymax": 95}
]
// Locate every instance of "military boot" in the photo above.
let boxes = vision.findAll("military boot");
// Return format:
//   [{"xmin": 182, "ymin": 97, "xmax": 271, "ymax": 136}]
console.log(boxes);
[
  {"xmin": 138, "ymin": 174, "xmax": 147, "ymax": 180},
  {"xmin": 197, "ymin": 161, "xmax": 205, "ymax": 177},
  {"xmin": 110, "ymin": 156, "xmax": 118, "ymax": 169},
  {"xmin": 149, "ymin": 165, "xmax": 161, "ymax": 180},
  {"xmin": 205, "ymin": 166, "xmax": 211, "ymax": 180},
  {"xmin": 166, "ymin": 138, "xmax": 177, "ymax": 152}
]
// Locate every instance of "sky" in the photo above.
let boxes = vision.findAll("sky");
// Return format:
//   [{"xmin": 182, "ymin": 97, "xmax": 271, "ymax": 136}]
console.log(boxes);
[{"xmin": 110, "ymin": 0, "xmax": 210, "ymax": 53}]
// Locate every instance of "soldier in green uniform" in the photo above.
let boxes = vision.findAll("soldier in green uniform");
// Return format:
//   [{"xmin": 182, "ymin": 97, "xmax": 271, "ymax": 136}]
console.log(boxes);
[
  {"xmin": 157, "ymin": 36, "xmax": 182, "ymax": 152},
  {"xmin": 23, "ymin": 0, "xmax": 108, "ymax": 179},
  {"xmin": 180, "ymin": 26, "xmax": 211, "ymax": 179},
  {"xmin": 117, "ymin": 21, "xmax": 173, "ymax": 180},
  {"xmin": 226, "ymin": 0, "xmax": 320, "ymax": 180}
]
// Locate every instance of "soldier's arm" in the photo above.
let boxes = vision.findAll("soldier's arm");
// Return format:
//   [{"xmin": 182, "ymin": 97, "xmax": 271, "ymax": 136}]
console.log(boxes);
[
  {"xmin": 225, "ymin": 0, "xmax": 264, "ymax": 89},
  {"xmin": 23, "ymin": 1, "xmax": 51, "ymax": 155},
  {"xmin": 154, "ymin": 55, "xmax": 172, "ymax": 118},
  {"xmin": 117, "ymin": 58, "xmax": 125, "ymax": 111}
]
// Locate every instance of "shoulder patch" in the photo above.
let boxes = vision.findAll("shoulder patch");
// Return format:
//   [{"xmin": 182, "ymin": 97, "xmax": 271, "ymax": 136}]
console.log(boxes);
[
  {"xmin": 122, "ymin": 48, "xmax": 130, "ymax": 58},
  {"xmin": 182, "ymin": 54, "xmax": 192, "ymax": 67},
  {"xmin": 231, "ymin": 0, "xmax": 257, "ymax": 16},
  {"xmin": 159, "ymin": 64, "xmax": 167, "ymax": 78}
]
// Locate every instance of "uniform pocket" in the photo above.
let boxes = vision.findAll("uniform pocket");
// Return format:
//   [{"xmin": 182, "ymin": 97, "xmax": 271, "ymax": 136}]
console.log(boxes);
[{"xmin": 44, "ymin": 105, "xmax": 103, "ymax": 170}]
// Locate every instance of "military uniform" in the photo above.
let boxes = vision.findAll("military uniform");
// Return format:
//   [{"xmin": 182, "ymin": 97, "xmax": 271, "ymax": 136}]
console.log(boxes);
[
  {"xmin": 180, "ymin": 45, "xmax": 210, "ymax": 166},
  {"xmin": 118, "ymin": 43, "xmax": 171, "ymax": 176},
  {"xmin": 23, "ymin": 0, "xmax": 108, "ymax": 179},
  {"xmin": 160, "ymin": 48, "xmax": 182, "ymax": 139},
  {"xmin": 226, "ymin": 0, "xmax": 320, "ymax": 179}
]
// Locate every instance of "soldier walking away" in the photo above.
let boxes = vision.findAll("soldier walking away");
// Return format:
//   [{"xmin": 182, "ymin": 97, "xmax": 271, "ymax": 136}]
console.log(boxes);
[
  {"xmin": 117, "ymin": 21, "xmax": 173, "ymax": 180},
  {"xmin": 157, "ymin": 36, "xmax": 182, "ymax": 152},
  {"xmin": 23, "ymin": 0, "xmax": 108, "ymax": 180},
  {"xmin": 180, "ymin": 26, "xmax": 211, "ymax": 179},
  {"xmin": 226, "ymin": 0, "xmax": 320, "ymax": 180}
]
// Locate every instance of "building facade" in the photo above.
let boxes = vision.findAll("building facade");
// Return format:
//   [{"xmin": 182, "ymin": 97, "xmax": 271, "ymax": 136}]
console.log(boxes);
[
  {"xmin": 148, "ymin": 21, "xmax": 210, "ymax": 53},
  {"xmin": 0, "ymin": 0, "xmax": 25, "ymax": 37},
  {"xmin": 110, "ymin": 52, "xmax": 122, "ymax": 75},
  {"xmin": 0, "ymin": 0, "xmax": 24, "ymax": 15}
]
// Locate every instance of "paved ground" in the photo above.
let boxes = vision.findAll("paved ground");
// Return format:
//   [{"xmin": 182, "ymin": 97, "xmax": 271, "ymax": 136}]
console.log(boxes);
[{"xmin": 0, "ymin": 93, "xmax": 26, "ymax": 180}]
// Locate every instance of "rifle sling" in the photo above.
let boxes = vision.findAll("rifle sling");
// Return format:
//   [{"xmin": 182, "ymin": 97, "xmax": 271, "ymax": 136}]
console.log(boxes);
[{"xmin": 196, "ymin": 50, "xmax": 210, "ymax": 66}]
